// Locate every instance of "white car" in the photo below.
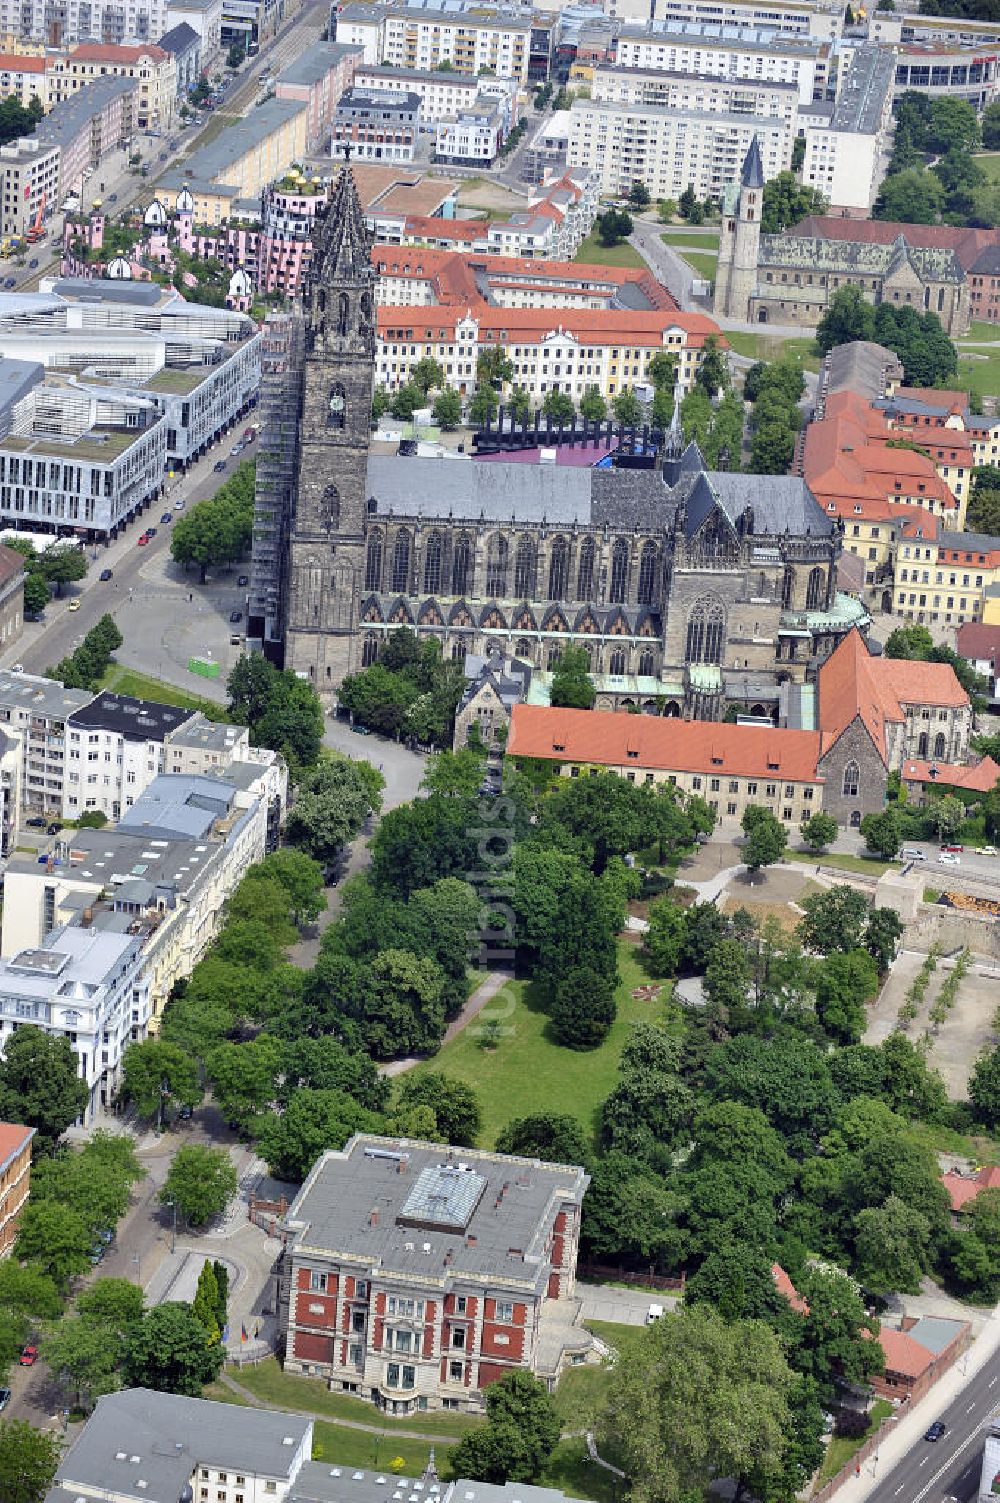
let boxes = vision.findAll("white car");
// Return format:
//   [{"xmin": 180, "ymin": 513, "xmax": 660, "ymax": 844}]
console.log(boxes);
[
  {"xmin": 938, "ymin": 852, "xmax": 960, "ymax": 866},
  {"xmin": 901, "ymin": 847, "xmax": 926, "ymax": 861},
  {"xmin": 173, "ymin": 497, "xmax": 186, "ymax": 510}
]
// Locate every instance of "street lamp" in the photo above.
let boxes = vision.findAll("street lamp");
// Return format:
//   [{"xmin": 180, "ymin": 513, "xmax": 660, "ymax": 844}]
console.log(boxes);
[{"xmin": 165, "ymin": 1195, "xmax": 176, "ymax": 1254}]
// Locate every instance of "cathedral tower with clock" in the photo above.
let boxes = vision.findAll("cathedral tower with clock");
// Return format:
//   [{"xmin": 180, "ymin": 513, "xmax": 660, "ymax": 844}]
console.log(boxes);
[{"xmin": 283, "ymin": 168, "xmax": 377, "ymax": 687}]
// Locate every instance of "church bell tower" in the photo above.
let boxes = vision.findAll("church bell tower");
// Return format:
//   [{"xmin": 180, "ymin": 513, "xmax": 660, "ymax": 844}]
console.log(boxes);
[{"xmin": 284, "ymin": 167, "xmax": 377, "ymax": 690}]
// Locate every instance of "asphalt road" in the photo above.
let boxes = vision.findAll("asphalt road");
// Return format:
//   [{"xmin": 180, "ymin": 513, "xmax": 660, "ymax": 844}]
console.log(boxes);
[{"xmin": 866, "ymin": 1359, "xmax": 999, "ymax": 1503}]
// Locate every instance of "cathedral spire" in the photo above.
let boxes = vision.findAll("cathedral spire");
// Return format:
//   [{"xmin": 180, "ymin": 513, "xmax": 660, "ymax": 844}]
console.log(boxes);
[{"xmin": 311, "ymin": 165, "xmax": 373, "ymax": 285}]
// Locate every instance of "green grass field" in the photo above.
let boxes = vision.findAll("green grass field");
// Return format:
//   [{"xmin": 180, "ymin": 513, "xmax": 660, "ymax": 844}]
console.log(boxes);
[
  {"xmin": 220, "ymin": 1359, "xmax": 478, "ymax": 1437},
  {"xmin": 956, "ymin": 346, "xmax": 1000, "ymax": 401},
  {"xmin": 960, "ymin": 319, "xmax": 1000, "ymax": 344},
  {"xmin": 816, "ymin": 1400, "xmax": 893, "ymax": 1486},
  {"xmin": 659, "ymin": 230, "xmax": 721, "ymax": 251},
  {"xmin": 784, "ymin": 850, "xmax": 894, "ymax": 878},
  {"xmin": 724, "ymin": 331, "xmax": 823, "ymax": 371},
  {"xmin": 407, "ymin": 943, "xmax": 664, "ymax": 1147},
  {"xmin": 99, "ymin": 664, "xmax": 228, "ymax": 718},
  {"xmin": 974, "ymin": 152, "xmax": 1000, "ymax": 185},
  {"xmin": 573, "ymin": 233, "xmax": 645, "ymax": 268}
]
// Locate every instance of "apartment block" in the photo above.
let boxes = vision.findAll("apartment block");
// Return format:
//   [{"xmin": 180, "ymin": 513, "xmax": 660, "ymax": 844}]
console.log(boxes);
[
  {"xmin": 274, "ymin": 43, "xmax": 361, "ymax": 153},
  {"xmin": 353, "ymin": 64, "xmax": 517, "ymax": 127},
  {"xmin": 332, "ymin": 88, "xmax": 420, "ymax": 163},
  {"xmin": 611, "ymin": 20, "xmax": 827, "ymax": 105},
  {"xmin": 0, "ymin": 671, "xmax": 94, "ymax": 815},
  {"xmin": 45, "ymin": 42, "xmax": 176, "ymax": 131},
  {"xmin": 435, "ymin": 100, "xmax": 506, "ymax": 166},
  {"xmin": 799, "ymin": 45, "xmax": 894, "ymax": 213},
  {"xmin": 0, "ymin": 0, "xmax": 168, "ymax": 45},
  {"xmin": 0, "ymin": 1121, "xmax": 32, "ymax": 1255},
  {"xmin": 0, "ymin": 137, "xmax": 59, "ymax": 239},
  {"xmin": 591, "ymin": 63, "xmax": 799, "ymax": 125},
  {"xmin": 567, "ymin": 97, "xmax": 791, "ymax": 201},
  {"xmin": 281, "ymin": 1135, "xmax": 589, "ymax": 1412},
  {"xmin": 334, "ymin": 2, "xmax": 539, "ymax": 83}
]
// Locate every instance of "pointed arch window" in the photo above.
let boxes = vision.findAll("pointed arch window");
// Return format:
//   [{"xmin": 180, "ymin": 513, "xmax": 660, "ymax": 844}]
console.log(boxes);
[
  {"xmin": 391, "ymin": 530, "xmax": 411, "ymax": 593},
  {"xmin": 609, "ymin": 648, "xmax": 626, "ymax": 676},
  {"xmin": 514, "ymin": 536, "xmax": 537, "ymax": 598},
  {"xmin": 638, "ymin": 649, "xmax": 655, "ymax": 677},
  {"xmin": 917, "ymin": 731, "xmax": 929, "ymax": 758},
  {"xmin": 423, "ymin": 530, "xmax": 442, "ymax": 595},
  {"xmin": 933, "ymin": 732, "xmax": 946, "ymax": 758},
  {"xmin": 452, "ymin": 533, "xmax": 472, "ymax": 595},
  {"xmin": 842, "ymin": 760, "xmax": 859, "ymax": 797},
  {"xmin": 782, "ymin": 566, "xmax": 795, "ymax": 609},
  {"xmin": 637, "ymin": 541, "xmax": 658, "ymax": 605},
  {"xmin": 327, "ymin": 383, "xmax": 346, "ymax": 429},
  {"xmin": 806, "ymin": 567, "xmax": 826, "ymax": 610},
  {"xmin": 515, "ymin": 637, "xmax": 533, "ymax": 660},
  {"xmin": 337, "ymin": 292, "xmax": 350, "ymax": 337},
  {"xmin": 609, "ymin": 539, "xmax": 630, "ymax": 604},
  {"xmin": 548, "ymin": 536, "xmax": 568, "ymax": 601},
  {"xmin": 685, "ymin": 596, "xmax": 725, "ymax": 664},
  {"xmin": 577, "ymin": 536, "xmax": 596, "ymax": 599},
  {"xmin": 365, "ymin": 529, "xmax": 383, "ymax": 592},
  {"xmin": 486, "ymin": 535, "xmax": 508, "ymax": 597},
  {"xmin": 362, "ymin": 633, "xmax": 379, "ymax": 667}
]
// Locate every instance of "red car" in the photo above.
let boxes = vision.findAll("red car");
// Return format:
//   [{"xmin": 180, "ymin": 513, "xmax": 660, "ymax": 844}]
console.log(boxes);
[
  {"xmin": 940, "ymin": 843, "xmax": 964, "ymax": 853},
  {"xmin": 137, "ymin": 533, "xmax": 149, "ymax": 546},
  {"xmin": 19, "ymin": 1345, "xmax": 38, "ymax": 1366}
]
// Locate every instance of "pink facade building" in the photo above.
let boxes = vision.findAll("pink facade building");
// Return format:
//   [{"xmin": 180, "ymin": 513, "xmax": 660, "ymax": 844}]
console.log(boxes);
[{"xmin": 274, "ymin": 43, "xmax": 362, "ymax": 152}]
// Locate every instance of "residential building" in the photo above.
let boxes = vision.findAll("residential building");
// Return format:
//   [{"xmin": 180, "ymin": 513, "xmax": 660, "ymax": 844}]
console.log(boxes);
[
  {"xmin": 50, "ymin": 1387, "xmax": 579, "ymax": 1503},
  {"xmin": 275, "ymin": 43, "xmax": 362, "ymax": 153},
  {"xmin": 942, "ymin": 1163, "xmax": 1000, "ymax": 1213},
  {"xmin": 798, "ymin": 44, "xmax": 895, "ymax": 214},
  {"xmin": 815, "ymin": 627, "xmax": 971, "ymax": 826},
  {"xmin": 590, "ymin": 63, "xmax": 799, "ymax": 126},
  {"xmin": 956, "ymin": 622, "xmax": 1000, "ymax": 698},
  {"xmin": 0, "ymin": 1120, "xmax": 32, "ymax": 1255},
  {"xmin": 453, "ymin": 651, "xmax": 532, "ymax": 750},
  {"xmin": 280, "ymin": 1134, "xmax": 590, "ymax": 1410},
  {"xmin": 0, "ymin": 138, "xmax": 60, "ymax": 240},
  {"xmin": 0, "ymin": 726, "xmax": 22, "ymax": 858},
  {"xmin": 567, "ymin": 97, "xmax": 792, "ymax": 202},
  {"xmin": 158, "ymin": 21, "xmax": 202, "ymax": 96},
  {"xmin": 870, "ymin": 9, "xmax": 1000, "ymax": 49},
  {"xmin": 611, "ymin": 20, "xmax": 827, "ymax": 105},
  {"xmin": 164, "ymin": 713, "xmax": 251, "ymax": 775},
  {"xmin": 714, "ymin": 144, "xmax": 970, "ymax": 335},
  {"xmin": 483, "ymin": 173, "xmax": 598, "ymax": 261},
  {"xmin": 155, "ymin": 98, "xmax": 309, "ymax": 222},
  {"xmin": 333, "ymin": 2, "xmax": 539, "ymax": 84},
  {"xmin": 353, "ymin": 64, "xmax": 517, "ymax": 128},
  {"xmin": 521, "ymin": 109, "xmax": 572, "ymax": 184},
  {"xmin": 435, "ymin": 99, "xmax": 507, "ymax": 166},
  {"xmin": 0, "ymin": 52, "xmax": 46, "ymax": 108},
  {"xmin": 508, "ymin": 704, "xmax": 825, "ymax": 825},
  {"xmin": 980, "ymin": 1418, "xmax": 1000, "ymax": 1503},
  {"xmin": 62, "ymin": 691, "xmax": 200, "ymax": 822},
  {"xmin": 0, "ymin": 543, "xmax": 25, "ymax": 653},
  {"xmin": 33, "ymin": 72, "xmax": 139, "ymax": 199},
  {"xmin": 165, "ymin": 0, "xmax": 223, "ymax": 62},
  {"xmin": 580, "ymin": 0, "xmax": 844, "ymax": 37},
  {"xmin": 332, "ymin": 88, "xmax": 420, "ymax": 164},
  {"xmin": 0, "ymin": 671, "xmax": 95, "ymax": 815},
  {"xmin": 893, "ymin": 520, "xmax": 1000, "ymax": 630},
  {"xmin": 45, "ymin": 42, "xmax": 175, "ymax": 131},
  {"xmin": 900, "ymin": 753, "xmax": 1000, "ymax": 803},
  {"xmin": 0, "ymin": 0, "xmax": 168, "ymax": 46}
]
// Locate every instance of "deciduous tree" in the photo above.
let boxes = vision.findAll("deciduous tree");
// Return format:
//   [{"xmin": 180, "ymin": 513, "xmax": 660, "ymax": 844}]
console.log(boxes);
[
  {"xmin": 160, "ymin": 1145, "xmax": 238, "ymax": 1228},
  {"xmin": 123, "ymin": 1302, "xmax": 225, "ymax": 1396}
]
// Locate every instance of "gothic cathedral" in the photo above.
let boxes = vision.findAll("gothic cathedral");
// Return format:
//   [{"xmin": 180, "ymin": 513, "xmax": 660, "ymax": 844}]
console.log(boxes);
[{"xmin": 284, "ymin": 169, "xmax": 378, "ymax": 688}]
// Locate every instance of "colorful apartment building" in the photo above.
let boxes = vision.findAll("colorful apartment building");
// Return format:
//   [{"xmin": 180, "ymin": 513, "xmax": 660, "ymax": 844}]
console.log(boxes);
[
  {"xmin": 280, "ymin": 1135, "xmax": 589, "ymax": 1413},
  {"xmin": 0, "ymin": 1121, "xmax": 33, "ymax": 1256}
]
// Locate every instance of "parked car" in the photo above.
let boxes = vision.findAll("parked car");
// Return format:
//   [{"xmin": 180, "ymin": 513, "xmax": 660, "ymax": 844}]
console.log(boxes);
[
  {"xmin": 924, "ymin": 1422, "xmax": 947, "ymax": 1443},
  {"xmin": 0, "ymin": 1387, "xmax": 10, "ymax": 1411},
  {"xmin": 146, "ymin": 527, "xmax": 157, "ymax": 537},
  {"xmin": 109, "ymin": 193, "xmax": 117, "ymax": 202},
  {"xmin": 19, "ymin": 1345, "xmax": 38, "ymax": 1365},
  {"xmin": 938, "ymin": 853, "xmax": 960, "ymax": 866},
  {"xmin": 976, "ymin": 845, "xmax": 998, "ymax": 856},
  {"xmin": 46, "ymin": 822, "xmax": 60, "ymax": 834},
  {"xmin": 25, "ymin": 816, "xmax": 46, "ymax": 828},
  {"xmin": 901, "ymin": 847, "xmax": 925, "ymax": 861},
  {"xmin": 137, "ymin": 534, "xmax": 149, "ymax": 546},
  {"xmin": 99, "ymin": 567, "xmax": 113, "ymax": 581},
  {"xmin": 3, "ymin": 278, "xmax": 13, "ymax": 288},
  {"xmin": 160, "ymin": 512, "xmax": 173, "ymax": 524},
  {"xmin": 10, "ymin": 662, "xmax": 23, "ymax": 673},
  {"xmin": 243, "ymin": 426, "xmax": 255, "ymax": 439},
  {"xmin": 646, "ymin": 1304, "xmax": 664, "ymax": 1324},
  {"xmin": 67, "ymin": 598, "xmax": 80, "ymax": 611},
  {"xmin": 940, "ymin": 843, "xmax": 964, "ymax": 853},
  {"xmin": 28, "ymin": 258, "xmax": 37, "ymax": 268},
  {"xmin": 237, "ymin": 574, "xmax": 249, "ymax": 586},
  {"xmin": 213, "ymin": 460, "xmax": 227, "ymax": 472},
  {"xmin": 229, "ymin": 609, "xmax": 242, "ymax": 623},
  {"xmin": 173, "ymin": 498, "xmax": 186, "ymax": 509},
  {"xmin": 352, "ymin": 723, "xmax": 372, "ymax": 735}
]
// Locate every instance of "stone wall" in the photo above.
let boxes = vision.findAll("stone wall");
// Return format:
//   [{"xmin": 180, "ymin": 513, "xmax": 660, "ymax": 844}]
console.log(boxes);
[{"xmin": 905, "ymin": 903, "xmax": 1000, "ymax": 961}]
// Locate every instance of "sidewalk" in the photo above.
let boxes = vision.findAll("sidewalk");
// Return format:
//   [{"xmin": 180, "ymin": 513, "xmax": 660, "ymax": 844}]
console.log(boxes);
[{"xmin": 831, "ymin": 1307, "xmax": 1000, "ymax": 1503}]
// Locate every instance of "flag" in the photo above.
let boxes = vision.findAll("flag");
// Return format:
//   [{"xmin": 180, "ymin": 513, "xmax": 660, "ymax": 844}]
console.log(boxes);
[
  {"xmin": 23, "ymin": 183, "xmax": 29, "ymax": 200},
  {"xmin": 241, "ymin": 1323, "xmax": 248, "ymax": 1343}
]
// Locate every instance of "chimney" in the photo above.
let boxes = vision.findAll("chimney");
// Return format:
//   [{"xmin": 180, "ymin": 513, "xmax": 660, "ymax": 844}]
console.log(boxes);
[
  {"xmin": 466, "ymin": 1234, "xmax": 477, "ymax": 1248},
  {"xmin": 369, "ymin": 1207, "xmax": 379, "ymax": 1227}
]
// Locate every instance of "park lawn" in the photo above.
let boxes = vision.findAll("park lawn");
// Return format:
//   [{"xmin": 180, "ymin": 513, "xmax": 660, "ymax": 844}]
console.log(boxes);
[
  {"xmin": 224, "ymin": 1358, "xmax": 479, "ymax": 1437},
  {"xmin": 725, "ymin": 330, "xmax": 822, "ymax": 371},
  {"xmin": 99, "ymin": 663, "xmax": 228, "ymax": 718},
  {"xmin": 784, "ymin": 849, "xmax": 894, "ymax": 878},
  {"xmin": 542, "ymin": 1438, "xmax": 616, "ymax": 1503},
  {"xmin": 659, "ymin": 230, "xmax": 721, "ymax": 251},
  {"xmin": 815, "ymin": 1400, "xmax": 893, "ymax": 1486},
  {"xmin": 973, "ymin": 152, "xmax": 1000, "ymax": 185},
  {"xmin": 676, "ymin": 249, "xmax": 717, "ymax": 280},
  {"xmin": 407, "ymin": 943, "xmax": 664, "ymax": 1147},
  {"xmin": 574, "ymin": 233, "xmax": 645, "ymax": 268},
  {"xmin": 956, "ymin": 344, "xmax": 1000, "ymax": 400},
  {"xmin": 961, "ymin": 319, "xmax": 1000, "ymax": 343}
]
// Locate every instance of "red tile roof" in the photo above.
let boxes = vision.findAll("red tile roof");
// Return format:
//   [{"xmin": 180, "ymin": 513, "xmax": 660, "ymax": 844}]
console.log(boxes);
[
  {"xmin": 507, "ymin": 705, "xmax": 823, "ymax": 782},
  {"xmin": 0, "ymin": 53, "xmax": 45, "ymax": 71},
  {"xmin": 402, "ymin": 215, "xmax": 485, "ymax": 242},
  {"xmin": 941, "ymin": 1164, "xmax": 1000, "ymax": 1211},
  {"xmin": 0, "ymin": 544, "xmax": 26, "ymax": 588},
  {"xmin": 376, "ymin": 304, "xmax": 719, "ymax": 348},
  {"xmin": 879, "ymin": 1326, "xmax": 935, "ymax": 1379},
  {"xmin": 818, "ymin": 629, "xmax": 968, "ymax": 765},
  {"xmin": 69, "ymin": 42, "xmax": 170, "ymax": 62},
  {"xmin": 794, "ymin": 216, "xmax": 998, "ymax": 272},
  {"xmin": 772, "ymin": 1263, "xmax": 809, "ymax": 1314},
  {"xmin": 803, "ymin": 390, "xmax": 959, "ymax": 521},
  {"xmin": 0, "ymin": 1121, "xmax": 32, "ymax": 1174},
  {"xmin": 957, "ymin": 622, "xmax": 1000, "ymax": 662},
  {"xmin": 901, "ymin": 756, "xmax": 1000, "ymax": 793}
]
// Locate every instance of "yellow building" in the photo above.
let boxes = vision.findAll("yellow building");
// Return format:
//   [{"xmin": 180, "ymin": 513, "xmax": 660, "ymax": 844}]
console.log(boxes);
[
  {"xmin": 156, "ymin": 99, "xmax": 308, "ymax": 224},
  {"xmin": 48, "ymin": 43, "xmax": 176, "ymax": 132}
]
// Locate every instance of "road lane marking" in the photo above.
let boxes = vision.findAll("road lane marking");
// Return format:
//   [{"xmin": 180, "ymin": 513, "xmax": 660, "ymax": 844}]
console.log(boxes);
[
  {"xmin": 967, "ymin": 1403, "xmax": 977, "ymax": 1412},
  {"xmin": 919, "ymin": 1457, "xmax": 929, "ymax": 1466},
  {"xmin": 893, "ymin": 1487, "xmax": 903, "ymax": 1495},
  {"xmin": 991, "ymin": 1378, "xmax": 998, "ymax": 1388}
]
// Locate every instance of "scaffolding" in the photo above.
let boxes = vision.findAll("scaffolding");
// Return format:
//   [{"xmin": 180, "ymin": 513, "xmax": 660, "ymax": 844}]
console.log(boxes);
[{"xmin": 248, "ymin": 311, "xmax": 305, "ymax": 660}]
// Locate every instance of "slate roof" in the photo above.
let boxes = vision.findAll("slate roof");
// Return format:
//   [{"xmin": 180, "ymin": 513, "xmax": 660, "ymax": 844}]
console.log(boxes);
[
  {"xmin": 158, "ymin": 21, "xmax": 200, "ymax": 53},
  {"xmin": 741, "ymin": 136, "xmax": 764, "ymax": 190},
  {"xmin": 758, "ymin": 232, "xmax": 964, "ymax": 283},
  {"xmin": 970, "ymin": 245, "xmax": 1000, "ymax": 277},
  {"xmin": 682, "ymin": 469, "xmax": 833, "ymax": 538},
  {"xmin": 792, "ymin": 215, "xmax": 997, "ymax": 272}
]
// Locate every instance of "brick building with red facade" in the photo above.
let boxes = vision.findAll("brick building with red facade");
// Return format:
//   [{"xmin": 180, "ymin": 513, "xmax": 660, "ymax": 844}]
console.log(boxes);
[{"xmin": 279, "ymin": 1136, "xmax": 590, "ymax": 1414}]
